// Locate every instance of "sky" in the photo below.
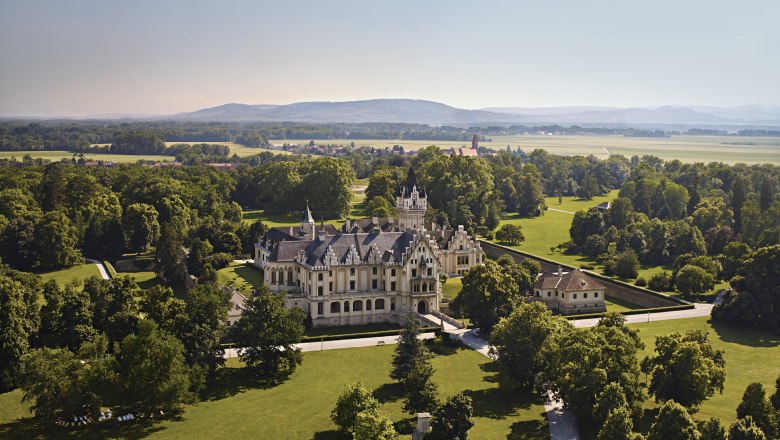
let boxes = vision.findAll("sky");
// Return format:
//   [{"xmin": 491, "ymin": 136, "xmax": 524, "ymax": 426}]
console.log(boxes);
[{"xmin": 1, "ymin": 0, "xmax": 779, "ymax": 117}]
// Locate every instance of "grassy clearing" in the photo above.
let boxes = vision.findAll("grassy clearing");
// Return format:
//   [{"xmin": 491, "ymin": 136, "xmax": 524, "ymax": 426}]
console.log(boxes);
[
  {"xmin": 242, "ymin": 183, "xmax": 368, "ymax": 227},
  {"xmin": 0, "ymin": 344, "xmax": 548, "ymax": 439},
  {"xmin": 629, "ymin": 317, "xmax": 780, "ymax": 430},
  {"xmin": 37, "ymin": 262, "xmax": 101, "ymax": 287},
  {"xmin": 216, "ymin": 263, "xmax": 263, "ymax": 296}
]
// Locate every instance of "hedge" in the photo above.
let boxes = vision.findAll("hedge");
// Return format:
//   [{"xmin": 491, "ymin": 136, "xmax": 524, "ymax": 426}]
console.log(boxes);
[
  {"xmin": 301, "ymin": 326, "xmax": 440, "ymax": 342},
  {"xmin": 564, "ymin": 304, "xmax": 695, "ymax": 320},
  {"xmin": 103, "ymin": 260, "xmax": 118, "ymax": 278}
]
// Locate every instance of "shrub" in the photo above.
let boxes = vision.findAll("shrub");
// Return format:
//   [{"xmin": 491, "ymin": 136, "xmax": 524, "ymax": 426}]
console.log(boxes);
[
  {"xmin": 580, "ymin": 263, "xmax": 595, "ymax": 270},
  {"xmin": 614, "ymin": 250, "xmax": 640, "ymax": 279},
  {"xmin": 206, "ymin": 252, "xmax": 233, "ymax": 269},
  {"xmin": 635, "ymin": 277, "xmax": 647, "ymax": 287},
  {"xmin": 648, "ymin": 272, "xmax": 673, "ymax": 291}
]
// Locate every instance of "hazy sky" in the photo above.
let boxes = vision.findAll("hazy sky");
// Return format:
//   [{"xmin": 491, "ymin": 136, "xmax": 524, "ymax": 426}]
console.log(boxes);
[{"xmin": 1, "ymin": 0, "xmax": 779, "ymax": 116}]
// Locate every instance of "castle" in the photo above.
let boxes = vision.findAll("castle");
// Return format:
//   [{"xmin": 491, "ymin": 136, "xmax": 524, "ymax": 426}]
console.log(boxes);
[{"xmin": 254, "ymin": 168, "xmax": 483, "ymax": 327}]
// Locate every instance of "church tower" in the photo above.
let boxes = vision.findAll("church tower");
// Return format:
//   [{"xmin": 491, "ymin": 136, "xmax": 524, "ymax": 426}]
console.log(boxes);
[
  {"xmin": 301, "ymin": 201, "xmax": 315, "ymax": 239},
  {"xmin": 397, "ymin": 167, "xmax": 427, "ymax": 231}
]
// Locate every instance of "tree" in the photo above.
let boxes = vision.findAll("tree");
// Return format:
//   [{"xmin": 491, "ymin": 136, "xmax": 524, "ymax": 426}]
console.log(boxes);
[
  {"xmin": 698, "ymin": 417, "xmax": 726, "ymax": 440},
  {"xmin": 736, "ymin": 382, "xmax": 775, "ymax": 437},
  {"xmin": 451, "ymin": 259, "xmax": 520, "ymax": 334},
  {"xmin": 187, "ymin": 238, "xmax": 213, "ymax": 276},
  {"xmin": 489, "ymin": 302, "xmax": 570, "ymax": 390},
  {"xmin": 733, "ymin": 176, "xmax": 748, "ymax": 233},
  {"xmin": 606, "ymin": 197, "xmax": 633, "ymax": 229},
  {"xmin": 427, "ymin": 392, "xmax": 474, "ymax": 440},
  {"xmin": 155, "ymin": 223, "xmax": 187, "ymax": 284},
  {"xmin": 771, "ymin": 373, "xmax": 780, "ymax": 409},
  {"xmin": 122, "ymin": 203, "xmax": 160, "ymax": 253},
  {"xmin": 177, "ymin": 283, "xmax": 231, "ymax": 376},
  {"xmin": 231, "ymin": 286, "xmax": 305, "ymax": 380},
  {"xmin": 593, "ymin": 382, "xmax": 629, "ymax": 426},
  {"xmin": 538, "ymin": 318, "xmax": 645, "ymax": 423},
  {"xmin": 641, "ymin": 330, "xmax": 725, "ymax": 407},
  {"xmin": 402, "ymin": 360, "xmax": 439, "ymax": 414},
  {"xmin": 675, "ymin": 264, "xmax": 715, "ymax": 298},
  {"xmin": 648, "ymin": 271, "xmax": 673, "ymax": 292},
  {"xmin": 614, "ymin": 250, "xmax": 640, "ymax": 279},
  {"xmin": 570, "ymin": 208, "xmax": 605, "ymax": 248},
  {"xmin": 495, "ymin": 224, "xmax": 525, "ymax": 245},
  {"xmin": 729, "ymin": 417, "xmax": 767, "ymax": 440},
  {"xmin": 18, "ymin": 335, "xmax": 116, "ymax": 421},
  {"xmin": 597, "ymin": 406, "xmax": 633, "ymax": 440},
  {"xmin": 759, "ymin": 176, "xmax": 774, "ymax": 212},
  {"xmin": 391, "ymin": 313, "xmax": 429, "ymax": 381},
  {"xmin": 0, "ymin": 272, "xmax": 40, "ymax": 391},
  {"xmin": 353, "ymin": 410, "xmax": 398, "ymax": 440},
  {"xmin": 330, "ymin": 382, "xmax": 380, "ymax": 433},
  {"xmin": 647, "ymin": 401, "xmax": 701, "ymax": 440},
  {"xmin": 118, "ymin": 320, "xmax": 192, "ymax": 412},
  {"xmin": 36, "ymin": 210, "xmax": 83, "ymax": 270},
  {"xmin": 365, "ymin": 196, "xmax": 396, "ymax": 218}
]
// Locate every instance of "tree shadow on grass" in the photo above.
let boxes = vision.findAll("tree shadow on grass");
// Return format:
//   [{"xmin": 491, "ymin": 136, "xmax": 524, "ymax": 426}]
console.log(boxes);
[
  {"xmin": 393, "ymin": 416, "xmax": 418, "ymax": 435},
  {"xmin": 710, "ymin": 320, "xmax": 780, "ymax": 348},
  {"xmin": 0, "ymin": 415, "xmax": 167, "ymax": 440},
  {"xmin": 373, "ymin": 382, "xmax": 403, "ymax": 404},
  {"xmin": 507, "ymin": 413, "xmax": 549, "ymax": 440},
  {"xmin": 312, "ymin": 430, "xmax": 350, "ymax": 440},
  {"xmin": 463, "ymin": 387, "xmax": 538, "ymax": 420},
  {"xmin": 199, "ymin": 366, "xmax": 277, "ymax": 402}
]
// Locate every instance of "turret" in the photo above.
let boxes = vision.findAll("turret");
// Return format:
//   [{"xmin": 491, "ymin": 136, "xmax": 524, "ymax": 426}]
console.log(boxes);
[
  {"xmin": 301, "ymin": 201, "xmax": 315, "ymax": 240},
  {"xmin": 396, "ymin": 167, "xmax": 427, "ymax": 231}
]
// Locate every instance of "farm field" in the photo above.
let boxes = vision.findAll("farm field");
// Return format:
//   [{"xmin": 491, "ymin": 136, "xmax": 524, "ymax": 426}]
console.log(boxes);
[
  {"xmin": 270, "ymin": 135, "xmax": 780, "ymax": 165},
  {"xmin": 0, "ymin": 150, "xmax": 176, "ymax": 163},
  {"xmin": 0, "ymin": 343, "xmax": 549, "ymax": 440},
  {"xmin": 630, "ymin": 317, "xmax": 780, "ymax": 431}
]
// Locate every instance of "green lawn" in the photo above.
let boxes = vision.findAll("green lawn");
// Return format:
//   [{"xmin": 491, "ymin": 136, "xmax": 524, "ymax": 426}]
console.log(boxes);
[
  {"xmin": 442, "ymin": 276, "xmax": 463, "ymax": 300},
  {"xmin": 216, "ymin": 263, "xmax": 263, "ymax": 296},
  {"xmin": 0, "ymin": 343, "xmax": 548, "ymax": 439},
  {"xmin": 629, "ymin": 317, "xmax": 780, "ymax": 431},
  {"xmin": 0, "ymin": 150, "xmax": 176, "ymax": 163},
  {"xmin": 37, "ymin": 262, "xmax": 102, "ymax": 287}
]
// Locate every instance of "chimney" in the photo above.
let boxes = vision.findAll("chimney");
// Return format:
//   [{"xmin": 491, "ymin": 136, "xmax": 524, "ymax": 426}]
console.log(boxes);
[
  {"xmin": 290, "ymin": 226, "xmax": 294, "ymax": 236},
  {"xmin": 388, "ymin": 215, "xmax": 394, "ymax": 225},
  {"xmin": 557, "ymin": 265, "xmax": 562, "ymax": 277},
  {"xmin": 345, "ymin": 218, "xmax": 351, "ymax": 232},
  {"xmin": 412, "ymin": 413, "xmax": 431, "ymax": 440},
  {"xmin": 372, "ymin": 216, "xmax": 379, "ymax": 226}
]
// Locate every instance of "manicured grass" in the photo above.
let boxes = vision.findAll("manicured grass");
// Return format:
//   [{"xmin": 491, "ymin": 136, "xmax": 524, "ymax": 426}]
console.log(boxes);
[
  {"xmin": 442, "ymin": 276, "xmax": 463, "ymax": 300},
  {"xmin": 37, "ymin": 262, "xmax": 101, "ymax": 287},
  {"xmin": 304, "ymin": 323, "xmax": 401, "ymax": 338},
  {"xmin": 216, "ymin": 263, "xmax": 263, "ymax": 296},
  {"xmin": 0, "ymin": 344, "xmax": 548, "ymax": 439},
  {"xmin": 629, "ymin": 317, "xmax": 780, "ymax": 430},
  {"xmin": 604, "ymin": 296, "xmax": 644, "ymax": 313}
]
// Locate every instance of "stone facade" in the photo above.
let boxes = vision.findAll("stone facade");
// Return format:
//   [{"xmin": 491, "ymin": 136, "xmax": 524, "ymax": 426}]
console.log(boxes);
[{"xmin": 253, "ymin": 168, "xmax": 483, "ymax": 327}]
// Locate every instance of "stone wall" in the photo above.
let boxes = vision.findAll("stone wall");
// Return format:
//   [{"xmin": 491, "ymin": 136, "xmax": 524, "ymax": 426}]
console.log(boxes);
[{"xmin": 481, "ymin": 241, "xmax": 682, "ymax": 309}]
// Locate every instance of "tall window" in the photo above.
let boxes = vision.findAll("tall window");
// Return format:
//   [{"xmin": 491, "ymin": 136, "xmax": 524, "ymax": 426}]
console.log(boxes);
[
  {"xmin": 375, "ymin": 299, "xmax": 385, "ymax": 309},
  {"xmin": 391, "ymin": 268, "xmax": 396, "ymax": 276},
  {"xmin": 390, "ymin": 281, "xmax": 396, "ymax": 291},
  {"xmin": 330, "ymin": 302, "xmax": 340, "ymax": 313},
  {"xmin": 350, "ymin": 268, "xmax": 355, "ymax": 276},
  {"xmin": 317, "ymin": 302, "xmax": 323, "ymax": 315},
  {"xmin": 349, "ymin": 281, "xmax": 355, "ymax": 290},
  {"xmin": 344, "ymin": 301, "xmax": 350, "ymax": 312},
  {"xmin": 317, "ymin": 286, "xmax": 323, "ymax": 296},
  {"xmin": 318, "ymin": 273, "xmax": 323, "ymax": 281},
  {"xmin": 372, "ymin": 279, "xmax": 378, "ymax": 289}
]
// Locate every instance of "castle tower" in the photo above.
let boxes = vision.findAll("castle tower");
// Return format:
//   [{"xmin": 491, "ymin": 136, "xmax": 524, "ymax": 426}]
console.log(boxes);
[
  {"xmin": 397, "ymin": 167, "xmax": 427, "ymax": 231},
  {"xmin": 301, "ymin": 201, "xmax": 315, "ymax": 239}
]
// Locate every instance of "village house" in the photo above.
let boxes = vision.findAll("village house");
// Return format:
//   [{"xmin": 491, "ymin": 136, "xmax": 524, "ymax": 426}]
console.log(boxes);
[{"xmin": 253, "ymin": 168, "xmax": 483, "ymax": 327}]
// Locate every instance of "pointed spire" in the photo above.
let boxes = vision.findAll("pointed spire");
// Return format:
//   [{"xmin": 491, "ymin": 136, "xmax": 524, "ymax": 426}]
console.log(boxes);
[
  {"xmin": 302, "ymin": 200, "xmax": 314, "ymax": 223},
  {"xmin": 405, "ymin": 167, "xmax": 418, "ymax": 191}
]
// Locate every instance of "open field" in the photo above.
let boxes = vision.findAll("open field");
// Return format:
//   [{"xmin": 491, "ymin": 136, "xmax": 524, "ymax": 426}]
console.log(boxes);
[
  {"xmin": 0, "ymin": 150, "xmax": 176, "ymax": 163},
  {"xmin": 630, "ymin": 317, "xmax": 780, "ymax": 430},
  {"xmin": 90, "ymin": 142, "xmax": 291, "ymax": 157},
  {"xmin": 271, "ymin": 135, "xmax": 780, "ymax": 165},
  {"xmin": 0, "ymin": 343, "xmax": 548, "ymax": 440}
]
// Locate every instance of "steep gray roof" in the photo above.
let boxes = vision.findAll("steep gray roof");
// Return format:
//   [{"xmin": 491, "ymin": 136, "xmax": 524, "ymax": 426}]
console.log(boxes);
[{"xmin": 270, "ymin": 231, "xmax": 417, "ymax": 266}]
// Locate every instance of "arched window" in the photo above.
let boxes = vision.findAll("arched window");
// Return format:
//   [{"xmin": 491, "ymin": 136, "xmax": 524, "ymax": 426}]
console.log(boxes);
[
  {"xmin": 344, "ymin": 301, "xmax": 350, "ymax": 312},
  {"xmin": 353, "ymin": 300, "xmax": 363, "ymax": 312},
  {"xmin": 366, "ymin": 299, "xmax": 372, "ymax": 310},
  {"xmin": 375, "ymin": 299, "xmax": 385, "ymax": 310},
  {"xmin": 330, "ymin": 302, "xmax": 340, "ymax": 313},
  {"xmin": 287, "ymin": 269, "xmax": 293, "ymax": 284}
]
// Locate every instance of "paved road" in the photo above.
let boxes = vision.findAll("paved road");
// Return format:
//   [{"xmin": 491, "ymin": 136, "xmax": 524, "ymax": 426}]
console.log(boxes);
[
  {"xmin": 86, "ymin": 258, "xmax": 110, "ymax": 280},
  {"xmin": 572, "ymin": 303, "xmax": 714, "ymax": 328}
]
